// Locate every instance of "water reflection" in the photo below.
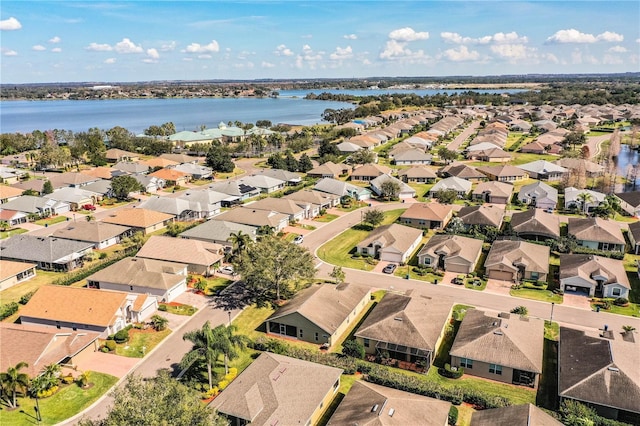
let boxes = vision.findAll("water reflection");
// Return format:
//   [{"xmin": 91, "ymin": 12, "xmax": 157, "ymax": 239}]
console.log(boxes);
[{"xmin": 615, "ymin": 144, "xmax": 640, "ymax": 190}]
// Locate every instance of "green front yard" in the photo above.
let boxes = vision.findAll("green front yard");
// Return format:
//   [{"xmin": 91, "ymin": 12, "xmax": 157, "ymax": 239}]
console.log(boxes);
[
  {"xmin": 158, "ymin": 303, "xmax": 197, "ymax": 316},
  {"xmin": 0, "ymin": 227, "xmax": 28, "ymax": 239},
  {"xmin": 314, "ymin": 213, "xmax": 339, "ymax": 223},
  {"xmin": 115, "ymin": 328, "xmax": 172, "ymax": 357},
  {"xmin": 34, "ymin": 215, "xmax": 68, "ymax": 226},
  {"xmin": 510, "ymin": 287, "xmax": 563, "ymax": 304},
  {"xmin": 0, "ymin": 372, "xmax": 118, "ymax": 426}
]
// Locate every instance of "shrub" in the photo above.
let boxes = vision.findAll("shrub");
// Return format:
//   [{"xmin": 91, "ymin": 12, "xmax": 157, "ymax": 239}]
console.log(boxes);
[
  {"xmin": 203, "ymin": 387, "xmax": 219, "ymax": 399},
  {"xmin": 439, "ymin": 363, "xmax": 464, "ymax": 379},
  {"xmin": 217, "ymin": 380, "xmax": 229, "ymax": 391},
  {"xmin": 158, "ymin": 304, "xmax": 168, "ymax": 312},
  {"xmin": 99, "ymin": 252, "xmax": 108, "ymax": 259},
  {"xmin": 613, "ymin": 297, "xmax": 629, "ymax": 306},
  {"xmin": 114, "ymin": 328, "xmax": 130, "ymax": 343},
  {"xmin": 510, "ymin": 306, "xmax": 529, "ymax": 316},
  {"xmin": 62, "ymin": 374, "xmax": 75, "ymax": 384},
  {"xmin": 448, "ymin": 406, "xmax": 458, "ymax": 426},
  {"xmin": 37, "ymin": 385, "xmax": 59, "ymax": 398},
  {"xmin": 19, "ymin": 290, "xmax": 36, "ymax": 305},
  {"xmin": 104, "ymin": 340, "xmax": 117, "ymax": 351},
  {"xmin": 342, "ymin": 339, "xmax": 365, "ymax": 359},
  {"xmin": 0, "ymin": 302, "xmax": 19, "ymax": 320}
]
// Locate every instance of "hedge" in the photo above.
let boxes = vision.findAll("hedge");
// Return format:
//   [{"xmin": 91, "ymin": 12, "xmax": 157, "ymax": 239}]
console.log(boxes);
[
  {"xmin": 0, "ymin": 302, "xmax": 19, "ymax": 320},
  {"xmin": 571, "ymin": 247, "xmax": 624, "ymax": 260},
  {"xmin": 439, "ymin": 363, "xmax": 464, "ymax": 379},
  {"xmin": 19, "ymin": 290, "xmax": 36, "ymax": 305},
  {"xmin": 52, "ymin": 247, "xmax": 138, "ymax": 286}
]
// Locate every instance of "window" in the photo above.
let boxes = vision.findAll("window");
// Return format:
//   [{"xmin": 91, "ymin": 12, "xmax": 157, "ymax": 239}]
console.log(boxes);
[
  {"xmin": 612, "ymin": 288, "xmax": 621, "ymax": 296},
  {"xmin": 56, "ymin": 321, "xmax": 61, "ymax": 329},
  {"xmin": 363, "ymin": 338, "xmax": 370, "ymax": 348},
  {"xmin": 489, "ymin": 364, "xmax": 502, "ymax": 375},
  {"xmin": 460, "ymin": 358, "xmax": 473, "ymax": 369},
  {"xmin": 424, "ymin": 257, "xmax": 431, "ymax": 265},
  {"xmin": 530, "ymin": 272, "xmax": 539, "ymax": 280},
  {"xmin": 315, "ymin": 332, "xmax": 319, "ymax": 341},
  {"xmin": 362, "ymin": 248, "xmax": 368, "ymax": 255},
  {"xmin": 299, "ymin": 329, "xmax": 303, "ymax": 338}
]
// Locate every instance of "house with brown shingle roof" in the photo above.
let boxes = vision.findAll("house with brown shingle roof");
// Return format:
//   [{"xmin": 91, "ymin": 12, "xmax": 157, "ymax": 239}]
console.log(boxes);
[
  {"xmin": 0, "ymin": 185, "xmax": 23, "ymax": 204},
  {"xmin": 214, "ymin": 207, "xmax": 290, "ymax": 232},
  {"xmin": 559, "ymin": 254, "xmax": 630, "ymax": 298},
  {"xmin": 20, "ymin": 285, "xmax": 157, "ymax": 337},
  {"xmin": 476, "ymin": 165, "xmax": 529, "ymax": 183},
  {"xmin": 0, "ymin": 323, "xmax": 100, "ymax": 377},
  {"xmin": 265, "ymin": 283, "xmax": 371, "ymax": 347},
  {"xmin": 559, "ymin": 327, "xmax": 640, "ymax": 421},
  {"xmin": 356, "ymin": 224, "xmax": 423, "ymax": 263},
  {"xmin": 417, "ymin": 234, "xmax": 484, "ymax": 274},
  {"xmin": 105, "ymin": 148, "xmax": 139, "ymax": 163},
  {"xmin": 450, "ymin": 309, "xmax": 544, "ymax": 388},
  {"xmin": 307, "ymin": 161, "xmax": 351, "ymax": 179},
  {"xmin": 48, "ymin": 172, "xmax": 100, "ymax": 189},
  {"xmin": 140, "ymin": 157, "xmax": 179, "ymax": 169},
  {"xmin": 81, "ymin": 167, "xmax": 116, "ymax": 180},
  {"xmin": 0, "ymin": 260, "xmax": 36, "ymax": 291},
  {"xmin": 210, "ymin": 352, "xmax": 342, "ymax": 426},
  {"xmin": 510, "ymin": 209, "xmax": 560, "ymax": 240},
  {"xmin": 52, "ymin": 221, "xmax": 132, "ymax": 249},
  {"xmin": 519, "ymin": 141, "xmax": 547, "ymax": 155},
  {"xmin": 628, "ymin": 221, "xmax": 640, "ymax": 255},
  {"xmin": 397, "ymin": 166, "xmax": 437, "ymax": 183},
  {"xmin": 399, "ymin": 202, "xmax": 454, "ymax": 230},
  {"xmin": 149, "ymin": 168, "xmax": 190, "ymax": 186},
  {"xmin": 484, "ymin": 240, "xmax": 550, "ymax": 282},
  {"xmin": 102, "ymin": 208, "xmax": 174, "ymax": 235},
  {"xmin": 329, "ymin": 380, "xmax": 451, "ymax": 426},
  {"xmin": 471, "ymin": 181, "xmax": 513, "ymax": 204},
  {"xmin": 439, "ymin": 163, "xmax": 486, "ymax": 182},
  {"xmin": 457, "ymin": 204, "xmax": 505, "ymax": 230},
  {"xmin": 614, "ymin": 191, "xmax": 640, "ymax": 218},
  {"xmin": 568, "ymin": 217, "xmax": 626, "ymax": 252},
  {"xmin": 354, "ymin": 293, "xmax": 453, "ymax": 372},
  {"xmin": 136, "ymin": 235, "xmax": 224, "ymax": 276},
  {"xmin": 350, "ymin": 164, "xmax": 391, "ymax": 182},
  {"xmin": 470, "ymin": 403, "xmax": 562, "ymax": 426}
]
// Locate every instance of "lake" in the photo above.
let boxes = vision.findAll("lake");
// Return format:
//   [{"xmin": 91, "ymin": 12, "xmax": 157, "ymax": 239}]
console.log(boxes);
[{"xmin": 0, "ymin": 88, "xmax": 529, "ymax": 135}]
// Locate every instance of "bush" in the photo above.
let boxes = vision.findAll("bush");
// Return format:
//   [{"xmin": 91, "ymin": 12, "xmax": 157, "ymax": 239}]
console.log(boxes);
[
  {"xmin": 448, "ymin": 406, "xmax": 458, "ymax": 426},
  {"xmin": 19, "ymin": 290, "xmax": 36, "ymax": 305},
  {"xmin": 613, "ymin": 297, "xmax": 629, "ymax": 306},
  {"xmin": 510, "ymin": 306, "xmax": 529, "ymax": 316},
  {"xmin": 104, "ymin": 340, "xmax": 117, "ymax": 351},
  {"xmin": 37, "ymin": 385, "xmax": 59, "ymax": 398},
  {"xmin": 101, "ymin": 347, "xmax": 109, "ymax": 353},
  {"xmin": 0, "ymin": 302, "xmax": 19, "ymax": 320},
  {"xmin": 62, "ymin": 374, "xmax": 75, "ymax": 384},
  {"xmin": 342, "ymin": 339, "xmax": 365, "ymax": 359},
  {"xmin": 113, "ymin": 328, "xmax": 130, "ymax": 343},
  {"xmin": 203, "ymin": 387, "xmax": 219, "ymax": 399},
  {"xmin": 158, "ymin": 304, "xmax": 168, "ymax": 312},
  {"xmin": 439, "ymin": 363, "xmax": 464, "ymax": 379},
  {"xmin": 217, "ymin": 379, "xmax": 229, "ymax": 391}
]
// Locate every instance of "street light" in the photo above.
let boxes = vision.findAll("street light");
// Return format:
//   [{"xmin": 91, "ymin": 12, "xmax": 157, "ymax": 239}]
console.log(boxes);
[
  {"xmin": 227, "ymin": 311, "xmax": 231, "ymax": 326},
  {"xmin": 550, "ymin": 302, "xmax": 555, "ymax": 322}
]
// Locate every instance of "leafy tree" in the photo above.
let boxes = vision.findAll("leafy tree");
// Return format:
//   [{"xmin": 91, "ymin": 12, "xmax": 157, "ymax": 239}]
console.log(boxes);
[
  {"xmin": 235, "ymin": 235, "xmax": 315, "ymax": 304},
  {"xmin": 437, "ymin": 147, "xmax": 457, "ymax": 164},
  {"xmin": 434, "ymin": 189, "xmax": 458, "ymax": 204},
  {"xmin": 111, "ymin": 175, "xmax": 144, "ymax": 200},
  {"xmin": 256, "ymin": 120, "xmax": 272, "ymax": 128},
  {"xmin": 330, "ymin": 266, "xmax": 346, "ymax": 284},
  {"xmin": 106, "ymin": 126, "xmax": 135, "ymax": 152},
  {"xmin": 563, "ymin": 132, "xmax": 586, "ymax": 151},
  {"xmin": 213, "ymin": 324, "xmax": 248, "ymax": 375},
  {"xmin": 298, "ymin": 153, "xmax": 314, "ymax": 173},
  {"xmin": 205, "ymin": 144, "xmax": 235, "ymax": 173},
  {"xmin": 363, "ymin": 208, "xmax": 385, "ymax": 227},
  {"xmin": 42, "ymin": 180, "xmax": 54, "ymax": 195},
  {"xmin": 0, "ymin": 221, "xmax": 9, "ymax": 232},
  {"xmin": 379, "ymin": 179, "xmax": 401, "ymax": 200},
  {"xmin": 559, "ymin": 400, "xmax": 598, "ymax": 426},
  {"xmin": 180, "ymin": 321, "xmax": 221, "ymax": 389},
  {"xmin": 576, "ymin": 191, "xmax": 594, "ymax": 215},
  {"xmin": 0, "ymin": 361, "xmax": 30, "ymax": 408},
  {"xmin": 446, "ymin": 217, "xmax": 466, "ymax": 235},
  {"xmin": 267, "ymin": 152, "xmax": 286, "ymax": 170},
  {"xmin": 151, "ymin": 314, "xmax": 169, "ymax": 331},
  {"xmin": 285, "ymin": 150, "xmax": 299, "ymax": 172},
  {"xmin": 321, "ymin": 108, "xmax": 355, "ymax": 124},
  {"xmin": 342, "ymin": 339, "xmax": 365, "ymax": 359},
  {"xmin": 78, "ymin": 371, "xmax": 224, "ymax": 426},
  {"xmin": 351, "ymin": 149, "xmax": 375, "ymax": 165},
  {"xmin": 318, "ymin": 140, "xmax": 340, "ymax": 157}
]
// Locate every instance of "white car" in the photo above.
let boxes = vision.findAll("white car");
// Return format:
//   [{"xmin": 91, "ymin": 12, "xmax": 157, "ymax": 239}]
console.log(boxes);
[
  {"xmin": 219, "ymin": 266, "xmax": 235, "ymax": 275},
  {"xmin": 293, "ymin": 235, "xmax": 304, "ymax": 244}
]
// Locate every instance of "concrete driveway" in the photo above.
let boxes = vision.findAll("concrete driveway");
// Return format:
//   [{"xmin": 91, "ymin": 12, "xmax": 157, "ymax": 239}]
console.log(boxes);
[{"xmin": 72, "ymin": 351, "xmax": 139, "ymax": 379}]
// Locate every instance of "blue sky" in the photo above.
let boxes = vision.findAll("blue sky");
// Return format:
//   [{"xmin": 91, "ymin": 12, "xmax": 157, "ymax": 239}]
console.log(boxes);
[{"xmin": 1, "ymin": 1, "xmax": 639, "ymax": 83}]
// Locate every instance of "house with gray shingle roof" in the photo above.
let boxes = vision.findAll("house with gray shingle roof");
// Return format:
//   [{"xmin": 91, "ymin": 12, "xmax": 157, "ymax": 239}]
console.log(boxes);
[
  {"xmin": 568, "ymin": 217, "xmax": 626, "ymax": 252},
  {"xmin": 510, "ymin": 209, "xmax": 560, "ymax": 240},
  {"xmin": 43, "ymin": 187, "xmax": 101, "ymax": 210},
  {"xmin": 428, "ymin": 177, "xmax": 472, "ymax": 199},
  {"xmin": 179, "ymin": 220, "xmax": 257, "ymax": 249},
  {"xmin": 1, "ymin": 195, "xmax": 70, "ymax": 216},
  {"xmin": 246, "ymin": 197, "xmax": 307, "ymax": 221},
  {"xmin": 136, "ymin": 235, "xmax": 224, "ymax": 276},
  {"xmin": 173, "ymin": 163, "xmax": 213, "ymax": 180},
  {"xmin": 517, "ymin": 160, "xmax": 567, "ymax": 181},
  {"xmin": 450, "ymin": 309, "xmax": 544, "ymax": 388},
  {"xmin": 370, "ymin": 174, "xmax": 416, "ymax": 199},
  {"xmin": 252, "ymin": 169, "xmax": 302, "ymax": 186},
  {"xmin": 417, "ymin": 234, "xmax": 484, "ymax": 274},
  {"xmin": 484, "ymin": 240, "xmax": 550, "ymax": 283},
  {"xmin": 314, "ymin": 177, "xmax": 372, "ymax": 201},
  {"xmin": 307, "ymin": 161, "xmax": 351, "ymax": 179},
  {"xmin": 397, "ymin": 166, "xmax": 437, "ymax": 183},
  {"xmin": 559, "ymin": 254, "xmax": 630, "ymax": 298},
  {"xmin": 265, "ymin": 283, "xmax": 370, "ymax": 347},
  {"xmin": 517, "ymin": 181, "xmax": 558, "ymax": 210},
  {"xmin": 392, "ymin": 148, "xmax": 433, "ymax": 166},
  {"xmin": 52, "ymin": 221, "xmax": 132, "ymax": 249},
  {"xmin": 614, "ymin": 191, "xmax": 640, "ymax": 218},
  {"xmin": 214, "ymin": 207, "xmax": 289, "ymax": 232},
  {"xmin": 356, "ymin": 224, "xmax": 423, "ymax": 263},
  {"xmin": 239, "ymin": 175, "xmax": 286, "ymax": 194},
  {"xmin": 470, "ymin": 403, "xmax": 562, "ymax": 426},
  {"xmin": 471, "ymin": 181, "xmax": 513, "ymax": 204},
  {"xmin": 0, "ymin": 235, "xmax": 93, "ymax": 271},
  {"xmin": 457, "ymin": 204, "xmax": 505, "ymax": 230}
]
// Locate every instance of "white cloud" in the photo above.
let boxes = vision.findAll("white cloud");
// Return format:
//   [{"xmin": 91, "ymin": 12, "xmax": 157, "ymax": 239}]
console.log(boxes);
[
  {"xmin": 51, "ymin": 47, "xmax": 62, "ymax": 53},
  {"xmin": 330, "ymin": 46, "xmax": 353, "ymax": 60},
  {"xmin": 160, "ymin": 41, "xmax": 177, "ymax": 51},
  {"xmin": 343, "ymin": 34, "xmax": 357, "ymax": 40},
  {"xmin": 603, "ymin": 54, "xmax": 623, "ymax": 65},
  {"xmin": 388, "ymin": 27, "xmax": 429, "ymax": 41},
  {"xmin": 104, "ymin": 58, "xmax": 116, "ymax": 64},
  {"xmin": 182, "ymin": 57, "xmax": 193, "ymax": 62},
  {"xmin": 492, "ymin": 32, "xmax": 528, "ymax": 44},
  {"xmin": 608, "ymin": 45, "xmax": 627, "ymax": 53},
  {"xmin": 114, "ymin": 38, "xmax": 144, "ymax": 54},
  {"xmin": 261, "ymin": 61, "xmax": 275, "ymax": 68},
  {"xmin": 32, "ymin": 45, "xmax": 46, "ymax": 51},
  {"xmin": 637, "ymin": 38, "xmax": 640, "ymax": 43},
  {"xmin": 275, "ymin": 44, "xmax": 294, "ymax": 56},
  {"xmin": 547, "ymin": 29, "xmax": 623, "ymax": 44},
  {"xmin": 0, "ymin": 17, "xmax": 22, "ymax": 31},
  {"xmin": 380, "ymin": 39, "xmax": 427, "ymax": 60},
  {"xmin": 183, "ymin": 40, "xmax": 219, "ymax": 54},
  {"xmin": 571, "ymin": 48, "xmax": 599, "ymax": 64},
  {"xmin": 2, "ymin": 48, "xmax": 18, "ymax": 56},
  {"xmin": 197, "ymin": 54, "xmax": 212, "ymax": 59},
  {"xmin": 490, "ymin": 44, "xmax": 532, "ymax": 60},
  {"xmin": 146, "ymin": 48, "xmax": 160, "ymax": 59},
  {"xmin": 49, "ymin": 36, "xmax": 61, "ymax": 44},
  {"xmin": 441, "ymin": 31, "xmax": 526, "ymax": 45},
  {"xmin": 86, "ymin": 42, "xmax": 113, "ymax": 52},
  {"xmin": 301, "ymin": 34, "xmax": 313, "ymax": 39},
  {"xmin": 301, "ymin": 44, "xmax": 323, "ymax": 61},
  {"xmin": 543, "ymin": 53, "xmax": 560, "ymax": 64},
  {"xmin": 442, "ymin": 45, "xmax": 480, "ymax": 62}
]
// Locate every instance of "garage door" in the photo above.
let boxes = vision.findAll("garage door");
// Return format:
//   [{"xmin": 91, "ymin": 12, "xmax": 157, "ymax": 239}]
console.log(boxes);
[
  {"xmin": 380, "ymin": 252, "xmax": 402, "ymax": 263},
  {"xmin": 447, "ymin": 263, "xmax": 471, "ymax": 274},
  {"xmin": 488, "ymin": 270, "xmax": 514, "ymax": 281}
]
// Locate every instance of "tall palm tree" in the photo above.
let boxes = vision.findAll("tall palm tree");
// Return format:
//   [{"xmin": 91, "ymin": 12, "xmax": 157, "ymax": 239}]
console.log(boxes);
[
  {"xmin": 576, "ymin": 192, "xmax": 594, "ymax": 215},
  {"xmin": 211, "ymin": 325, "xmax": 248, "ymax": 375},
  {"xmin": 229, "ymin": 230, "xmax": 252, "ymax": 255},
  {"xmin": 180, "ymin": 321, "xmax": 220, "ymax": 390},
  {"xmin": 1, "ymin": 362, "xmax": 30, "ymax": 408}
]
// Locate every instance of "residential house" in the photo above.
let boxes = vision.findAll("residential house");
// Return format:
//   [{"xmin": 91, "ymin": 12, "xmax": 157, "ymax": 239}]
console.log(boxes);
[
  {"xmin": 83, "ymin": 180, "xmax": 114, "ymax": 198},
  {"xmin": 43, "ymin": 187, "xmax": 101, "ymax": 210},
  {"xmin": 178, "ymin": 189, "xmax": 227, "ymax": 218},
  {"xmin": 140, "ymin": 157, "xmax": 179, "ymax": 170},
  {"xmin": 283, "ymin": 190, "xmax": 339, "ymax": 216},
  {"xmin": 439, "ymin": 163, "xmax": 486, "ymax": 182},
  {"xmin": 20, "ymin": 286, "xmax": 157, "ymax": 338},
  {"xmin": 484, "ymin": 240, "xmax": 550, "ymax": 282},
  {"xmin": 466, "ymin": 147, "xmax": 511, "ymax": 163},
  {"xmin": 510, "ymin": 209, "xmax": 561, "ymax": 241},
  {"xmin": 457, "ymin": 204, "xmax": 505, "ymax": 230},
  {"xmin": 329, "ymin": 380, "xmax": 451, "ymax": 426},
  {"xmin": 179, "ymin": 220, "xmax": 257, "ymax": 250},
  {"xmin": 397, "ymin": 166, "xmax": 437, "ymax": 183},
  {"xmin": 559, "ymin": 254, "xmax": 630, "ymax": 298},
  {"xmin": 417, "ymin": 235, "xmax": 484, "ymax": 274},
  {"xmin": 307, "ymin": 161, "xmax": 351, "ymax": 179},
  {"xmin": 0, "ymin": 235, "xmax": 93, "ymax": 272},
  {"xmin": 52, "ymin": 221, "xmax": 132, "ymax": 249},
  {"xmin": 555, "ymin": 158, "xmax": 604, "ymax": 177},
  {"xmin": 0, "ymin": 323, "xmax": 100, "ymax": 378},
  {"xmin": 450, "ymin": 309, "xmax": 544, "ymax": 388},
  {"xmin": 247, "ymin": 197, "xmax": 307, "ymax": 222},
  {"xmin": 0, "ymin": 167, "xmax": 28, "ymax": 185},
  {"xmin": 336, "ymin": 141, "xmax": 363, "ymax": 154},
  {"xmin": 173, "ymin": 163, "xmax": 213, "ymax": 180},
  {"xmin": 477, "ymin": 165, "xmax": 529, "ymax": 183},
  {"xmin": 392, "ymin": 149, "xmax": 433, "ymax": 166},
  {"xmin": 265, "ymin": 283, "xmax": 371, "ymax": 347},
  {"xmin": 102, "ymin": 208, "xmax": 174, "ymax": 235},
  {"xmin": 1, "ymin": 195, "xmax": 70, "ymax": 216},
  {"xmin": 136, "ymin": 235, "xmax": 224, "ymax": 276},
  {"xmin": 471, "ymin": 181, "xmax": 513, "ymax": 204},
  {"xmin": 149, "ymin": 168, "xmax": 190, "ymax": 187},
  {"xmin": 112, "ymin": 162, "xmax": 150, "ymax": 176},
  {"xmin": 87, "ymin": 257, "xmax": 187, "ymax": 302},
  {"xmin": 9, "ymin": 179, "xmax": 46, "ymax": 195},
  {"xmin": 428, "ymin": 177, "xmax": 472, "ymax": 199},
  {"xmin": 354, "ymin": 293, "xmax": 453, "ymax": 371},
  {"xmin": 516, "ymin": 160, "xmax": 567, "ymax": 181},
  {"xmin": 517, "ymin": 181, "xmax": 558, "ymax": 210},
  {"xmin": 314, "ymin": 177, "xmax": 372, "ymax": 201},
  {"xmin": 138, "ymin": 196, "xmax": 199, "ymax": 221},
  {"xmin": 520, "ymin": 141, "xmax": 548, "ymax": 155},
  {"xmin": 208, "ymin": 180, "xmax": 260, "ymax": 203},
  {"xmin": 48, "ymin": 172, "xmax": 100, "ymax": 190},
  {"xmin": 133, "ymin": 174, "xmax": 164, "ymax": 193},
  {"xmin": 370, "ymin": 174, "xmax": 416, "ymax": 199},
  {"xmin": 399, "ymin": 202, "xmax": 454, "ymax": 230},
  {"xmin": 214, "ymin": 207, "xmax": 290, "ymax": 232},
  {"xmin": 159, "ymin": 153, "xmax": 198, "ymax": 164},
  {"xmin": 240, "ymin": 175, "xmax": 286, "ymax": 194},
  {"xmin": 0, "ymin": 185, "xmax": 23, "ymax": 204},
  {"xmin": 558, "ymin": 327, "xmax": 640, "ymax": 422},
  {"xmin": 253, "ymin": 169, "xmax": 302, "ymax": 186},
  {"xmin": 0, "ymin": 209, "xmax": 27, "ymax": 227},
  {"xmin": 105, "ymin": 148, "xmax": 139, "ymax": 163},
  {"xmin": 356, "ymin": 224, "xmax": 423, "ymax": 263},
  {"xmin": 628, "ymin": 221, "xmax": 640, "ymax": 255},
  {"xmin": 568, "ymin": 217, "xmax": 626, "ymax": 252},
  {"xmin": 614, "ymin": 191, "xmax": 640, "ymax": 217},
  {"xmin": 471, "ymin": 404, "xmax": 562, "ymax": 426},
  {"xmin": 81, "ymin": 167, "xmax": 117, "ymax": 180},
  {"xmin": 210, "ymin": 352, "xmax": 342, "ymax": 426},
  {"xmin": 0, "ymin": 260, "xmax": 36, "ymax": 291},
  {"xmin": 350, "ymin": 164, "xmax": 391, "ymax": 182}
]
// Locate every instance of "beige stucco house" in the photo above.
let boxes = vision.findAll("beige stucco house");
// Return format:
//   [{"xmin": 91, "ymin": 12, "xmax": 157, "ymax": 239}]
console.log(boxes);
[
  {"xmin": 417, "ymin": 234, "xmax": 484, "ymax": 274},
  {"xmin": 356, "ymin": 224, "xmax": 423, "ymax": 263}
]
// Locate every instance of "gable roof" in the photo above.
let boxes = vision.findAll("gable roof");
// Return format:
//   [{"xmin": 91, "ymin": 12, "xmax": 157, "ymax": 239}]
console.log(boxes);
[
  {"xmin": 393, "ymin": 148, "xmax": 433, "ymax": 162},
  {"xmin": 240, "ymin": 174, "xmax": 286, "ymax": 190},
  {"xmin": 0, "ymin": 235, "xmax": 92, "ymax": 264},
  {"xmin": 88, "ymin": 257, "xmax": 186, "ymax": 291},
  {"xmin": 517, "ymin": 160, "xmax": 567, "ymax": 175},
  {"xmin": 559, "ymin": 254, "xmax": 630, "ymax": 290},
  {"xmin": 470, "ymin": 404, "xmax": 562, "ymax": 426},
  {"xmin": 103, "ymin": 208, "xmax": 173, "ymax": 228},
  {"xmin": 52, "ymin": 221, "xmax": 131, "ymax": 243},
  {"xmin": 614, "ymin": 191, "xmax": 640, "ymax": 208},
  {"xmin": 0, "ymin": 195, "xmax": 67, "ymax": 214},
  {"xmin": 568, "ymin": 217, "xmax": 625, "ymax": 244},
  {"xmin": 211, "ymin": 352, "xmax": 343, "ymax": 425},
  {"xmin": 208, "ymin": 180, "xmax": 258, "ymax": 197},
  {"xmin": 564, "ymin": 187, "xmax": 606, "ymax": 205},
  {"xmin": 0, "ymin": 259, "xmax": 36, "ymax": 282},
  {"xmin": 629, "ymin": 221, "xmax": 640, "ymax": 246},
  {"xmin": 48, "ymin": 172, "xmax": 98, "ymax": 188},
  {"xmin": 246, "ymin": 197, "xmax": 305, "ymax": 216},
  {"xmin": 214, "ymin": 207, "xmax": 289, "ymax": 228},
  {"xmin": 510, "ymin": 209, "xmax": 561, "ymax": 238},
  {"xmin": 440, "ymin": 163, "xmax": 486, "ymax": 180},
  {"xmin": 400, "ymin": 202, "xmax": 453, "ymax": 222},
  {"xmin": 149, "ymin": 168, "xmax": 190, "ymax": 181},
  {"xmin": 355, "ymin": 293, "xmax": 453, "ymax": 353},
  {"xmin": 457, "ymin": 204, "xmax": 505, "ymax": 227},
  {"xmin": 485, "ymin": 240, "xmax": 550, "ymax": 275},
  {"xmin": 559, "ymin": 327, "xmax": 640, "ymax": 414},
  {"xmin": 253, "ymin": 169, "xmax": 302, "ymax": 184},
  {"xmin": 370, "ymin": 174, "xmax": 415, "ymax": 195},
  {"xmin": 179, "ymin": 220, "xmax": 257, "ymax": 243},
  {"xmin": 430, "ymin": 176, "xmax": 472, "ymax": 193},
  {"xmin": 140, "ymin": 157, "xmax": 179, "ymax": 168},
  {"xmin": 397, "ymin": 166, "xmax": 437, "ymax": 179},
  {"xmin": 471, "ymin": 181, "xmax": 513, "ymax": 199},
  {"xmin": 136, "ymin": 235, "xmax": 224, "ymax": 267},
  {"xmin": 267, "ymin": 283, "xmax": 370, "ymax": 335},
  {"xmin": 20, "ymin": 286, "xmax": 128, "ymax": 327},
  {"xmin": 476, "ymin": 165, "xmax": 529, "ymax": 178},
  {"xmin": 450, "ymin": 309, "xmax": 544, "ymax": 373},
  {"xmin": 351, "ymin": 163, "xmax": 391, "ymax": 178},
  {"xmin": 0, "ymin": 185, "xmax": 23, "ymax": 199},
  {"xmin": 518, "ymin": 181, "xmax": 558, "ymax": 201},
  {"xmin": 329, "ymin": 380, "xmax": 451, "ymax": 426},
  {"xmin": 308, "ymin": 161, "xmax": 345, "ymax": 177},
  {"xmin": 315, "ymin": 177, "xmax": 370, "ymax": 197},
  {"xmin": 357, "ymin": 224, "xmax": 423, "ymax": 255},
  {"xmin": 417, "ymin": 234, "xmax": 484, "ymax": 264}
]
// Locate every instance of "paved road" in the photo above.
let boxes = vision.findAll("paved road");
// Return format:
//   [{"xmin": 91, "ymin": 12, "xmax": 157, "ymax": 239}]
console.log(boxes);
[
  {"xmin": 586, "ymin": 134, "xmax": 611, "ymax": 159},
  {"xmin": 446, "ymin": 120, "xmax": 480, "ymax": 151}
]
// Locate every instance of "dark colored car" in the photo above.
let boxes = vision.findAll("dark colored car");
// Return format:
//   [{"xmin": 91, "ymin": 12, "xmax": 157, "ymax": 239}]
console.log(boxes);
[
  {"xmin": 382, "ymin": 264, "xmax": 397, "ymax": 274},
  {"xmin": 452, "ymin": 274, "xmax": 465, "ymax": 285}
]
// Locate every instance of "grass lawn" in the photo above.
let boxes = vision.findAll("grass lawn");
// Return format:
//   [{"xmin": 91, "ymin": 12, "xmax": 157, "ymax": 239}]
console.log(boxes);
[
  {"xmin": 336, "ymin": 202, "xmax": 368, "ymax": 212},
  {"xmin": 0, "ymin": 270, "xmax": 65, "ymax": 305},
  {"xmin": 408, "ymin": 182, "xmax": 434, "ymax": 201},
  {"xmin": 214, "ymin": 167, "xmax": 245, "ymax": 180},
  {"xmin": 457, "ymin": 404, "xmax": 475, "ymax": 426},
  {"xmin": 291, "ymin": 223, "xmax": 316, "ymax": 230},
  {"xmin": 34, "ymin": 216, "xmax": 68, "ymax": 226},
  {"xmin": 509, "ymin": 153, "xmax": 558, "ymax": 166},
  {"xmin": 115, "ymin": 328, "xmax": 172, "ymax": 357},
  {"xmin": 544, "ymin": 320, "xmax": 559, "ymax": 341},
  {"xmin": 590, "ymin": 299, "xmax": 640, "ymax": 317},
  {"xmin": 202, "ymin": 277, "xmax": 233, "ymax": 296},
  {"xmin": 464, "ymin": 278, "xmax": 487, "ymax": 291},
  {"xmin": 0, "ymin": 372, "xmax": 117, "ymax": 426},
  {"xmin": 510, "ymin": 287, "xmax": 563, "ymax": 304},
  {"xmin": 159, "ymin": 303, "xmax": 197, "ymax": 316},
  {"xmin": 98, "ymin": 199, "xmax": 132, "ymax": 209},
  {"xmin": 0, "ymin": 228, "xmax": 28, "ymax": 239},
  {"xmin": 314, "ymin": 213, "xmax": 339, "ymax": 223}
]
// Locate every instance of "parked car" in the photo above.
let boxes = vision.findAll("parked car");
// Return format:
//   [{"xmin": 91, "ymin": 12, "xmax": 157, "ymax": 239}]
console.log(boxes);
[
  {"xmin": 82, "ymin": 204, "xmax": 96, "ymax": 211},
  {"xmin": 293, "ymin": 235, "xmax": 304, "ymax": 244},
  {"xmin": 218, "ymin": 266, "xmax": 235, "ymax": 275},
  {"xmin": 382, "ymin": 264, "xmax": 397, "ymax": 274},
  {"xmin": 452, "ymin": 274, "xmax": 465, "ymax": 285}
]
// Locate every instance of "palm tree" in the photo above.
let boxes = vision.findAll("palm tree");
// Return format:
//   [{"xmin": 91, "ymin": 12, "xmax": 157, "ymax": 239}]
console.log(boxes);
[
  {"xmin": 85, "ymin": 214, "xmax": 95, "ymax": 222},
  {"xmin": 1, "ymin": 362, "xmax": 30, "ymax": 408},
  {"xmin": 576, "ymin": 192, "xmax": 594, "ymax": 215},
  {"xmin": 40, "ymin": 363, "xmax": 61, "ymax": 388},
  {"xmin": 150, "ymin": 314, "xmax": 169, "ymax": 331},
  {"xmin": 0, "ymin": 220, "xmax": 9, "ymax": 232},
  {"xmin": 229, "ymin": 230, "xmax": 252, "ymax": 255},
  {"xmin": 180, "ymin": 321, "xmax": 220, "ymax": 389},
  {"xmin": 257, "ymin": 225, "xmax": 275, "ymax": 238},
  {"xmin": 211, "ymin": 324, "xmax": 248, "ymax": 375}
]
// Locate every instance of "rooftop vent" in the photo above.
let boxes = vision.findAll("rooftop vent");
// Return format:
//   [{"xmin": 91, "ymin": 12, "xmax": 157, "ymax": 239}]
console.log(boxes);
[
  {"xmin": 607, "ymin": 367, "xmax": 620, "ymax": 372},
  {"xmin": 394, "ymin": 317, "xmax": 403, "ymax": 321},
  {"xmin": 371, "ymin": 404, "xmax": 379, "ymax": 413},
  {"xmin": 493, "ymin": 331, "xmax": 503, "ymax": 336},
  {"xmin": 388, "ymin": 408, "xmax": 395, "ymax": 417}
]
